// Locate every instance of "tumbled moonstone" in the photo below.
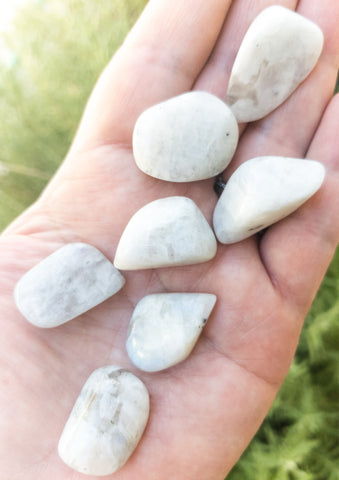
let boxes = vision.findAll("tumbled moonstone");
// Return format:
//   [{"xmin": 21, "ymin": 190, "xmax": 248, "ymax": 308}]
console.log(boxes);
[
  {"xmin": 58, "ymin": 366, "xmax": 149, "ymax": 476},
  {"xmin": 133, "ymin": 91, "xmax": 239, "ymax": 182},
  {"xmin": 14, "ymin": 243, "xmax": 125, "ymax": 328},
  {"xmin": 126, "ymin": 293, "xmax": 217, "ymax": 372},
  {"xmin": 114, "ymin": 196, "xmax": 217, "ymax": 270},
  {"xmin": 226, "ymin": 6, "xmax": 324, "ymax": 122},
  {"xmin": 213, "ymin": 156, "xmax": 325, "ymax": 244}
]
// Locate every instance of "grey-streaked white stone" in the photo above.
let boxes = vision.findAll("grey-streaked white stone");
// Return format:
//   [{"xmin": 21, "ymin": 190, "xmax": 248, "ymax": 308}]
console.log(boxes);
[
  {"xmin": 126, "ymin": 293, "xmax": 217, "ymax": 372},
  {"xmin": 213, "ymin": 156, "xmax": 325, "ymax": 244},
  {"xmin": 58, "ymin": 366, "xmax": 149, "ymax": 476},
  {"xmin": 114, "ymin": 196, "xmax": 217, "ymax": 270},
  {"xmin": 14, "ymin": 243, "xmax": 125, "ymax": 328},
  {"xmin": 133, "ymin": 91, "xmax": 239, "ymax": 182},
  {"xmin": 226, "ymin": 6, "xmax": 324, "ymax": 122}
]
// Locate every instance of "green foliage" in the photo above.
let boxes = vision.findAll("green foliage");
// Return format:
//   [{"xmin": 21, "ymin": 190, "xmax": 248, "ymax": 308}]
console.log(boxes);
[
  {"xmin": 228, "ymin": 248, "xmax": 339, "ymax": 480},
  {"xmin": 0, "ymin": 2, "xmax": 338, "ymax": 479},
  {"xmin": 0, "ymin": 0, "xmax": 146, "ymax": 230}
]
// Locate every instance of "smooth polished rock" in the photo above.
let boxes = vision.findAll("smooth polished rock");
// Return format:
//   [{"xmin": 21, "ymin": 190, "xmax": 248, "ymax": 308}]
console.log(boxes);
[
  {"xmin": 14, "ymin": 243, "xmax": 125, "ymax": 328},
  {"xmin": 114, "ymin": 197, "xmax": 217, "ymax": 270},
  {"xmin": 126, "ymin": 293, "xmax": 217, "ymax": 372},
  {"xmin": 58, "ymin": 366, "xmax": 150, "ymax": 476},
  {"xmin": 226, "ymin": 6, "xmax": 324, "ymax": 122},
  {"xmin": 213, "ymin": 156, "xmax": 325, "ymax": 244},
  {"xmin": 133, "ymin": 91, "xmax": 239, "ymax": 182}
]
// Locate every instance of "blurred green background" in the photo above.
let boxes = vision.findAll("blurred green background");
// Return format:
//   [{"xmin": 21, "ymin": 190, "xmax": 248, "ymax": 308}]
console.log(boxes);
[{"xmin": 0, "ymin": 1, "xmax": 338, "ymax": 479}]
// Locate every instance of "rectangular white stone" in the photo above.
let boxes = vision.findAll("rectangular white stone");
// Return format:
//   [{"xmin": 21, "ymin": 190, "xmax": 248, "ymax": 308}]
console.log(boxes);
[
  {"xmin": 14, "ymin": 243, "xmax": 125, "ymax": 328},
  {"xmin": 58, "ymin": 366, "xmax": 150, "ymax": 476}
]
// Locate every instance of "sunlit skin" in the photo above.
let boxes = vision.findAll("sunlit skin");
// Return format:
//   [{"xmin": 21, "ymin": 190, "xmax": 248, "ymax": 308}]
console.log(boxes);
[{"xmin": 0, "ymin": 1, "xmax": 339, "ymax": 479}]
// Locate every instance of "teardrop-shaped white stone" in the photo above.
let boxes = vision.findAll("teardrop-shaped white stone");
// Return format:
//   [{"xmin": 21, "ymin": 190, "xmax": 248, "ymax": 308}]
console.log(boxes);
[
  {"xmin": 213, "ymin": 157, "xmax": 325, "ymax": 244},
  {"xmin": 14, "ymin": 243, "xmax": 125, "ymax": 328},
  {"xmin": 114, "ymin": 197, "xmax": 217, "ymax": 270},
  {"xmin": 58, "ymin": 366, "xmax": 150, "ymax": 476},
  {"xmin": 226, "ymin": 6, "xmax": 324, "ymax": 122},
  {"xmin": 133, "ymin": 91, "xmax": 238, "ymax": 182},
  {"xmin": 126, "ymin": 293, "xmax": 217, "ymax": 372}
]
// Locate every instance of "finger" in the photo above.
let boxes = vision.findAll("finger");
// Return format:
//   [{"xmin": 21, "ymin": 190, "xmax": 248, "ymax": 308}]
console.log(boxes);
[
  {"xmin": 70, "ymin": 0, "xmax": 233, "ymax": 152},
  {"xmin": 194, "ymin": 0, "xmax": 298, "ymax": 98},
  {"xmin": 260, "ymin": 94, "xmax": 339, "ymax": 312},
  {"xmin": 224, "ymin": 0, "xmax": 339, "ymax": 178}
]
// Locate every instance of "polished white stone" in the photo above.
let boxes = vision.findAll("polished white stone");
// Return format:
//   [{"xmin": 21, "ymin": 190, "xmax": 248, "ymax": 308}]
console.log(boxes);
[
  {"xmin": 213, "ymin": 156, "xmax": 325, "ymax": 244},
  {"xmin": 58, "ymin": 366, "xmax": 149, "ymax": 476},
  {"xmin": 133, "ymin": 91, "xmax": 238, "ymax": 182},
  {"xmin": 226, "ymin": 6, "xmax": 324, "ymax": 122},
  {"xmin": 114, "ymin": 197, "xmax": 217, "ymax": 270},
  {"xmin": 14, "ymin": 243, "xmax": 125, "ymax": 328},
  {"xmin": 126, "ymin": 293, "xmax": 217, "ymax": 372}
]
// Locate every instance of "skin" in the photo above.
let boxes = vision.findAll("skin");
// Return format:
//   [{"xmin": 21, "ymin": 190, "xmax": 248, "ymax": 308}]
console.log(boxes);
[{"xmin": 0, "ymin": 1, "xmax": 338, "ymax": 479}]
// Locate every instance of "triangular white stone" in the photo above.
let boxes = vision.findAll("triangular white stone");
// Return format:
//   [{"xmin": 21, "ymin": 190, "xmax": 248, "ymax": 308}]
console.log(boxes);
[
  {"xmin": 226, "ymin": 6, "xmax": 324, "ymax": 122},
  {"xmin": 133, "ymin": 91, "xmax": 238, "ymax": 182},
  {"xmin": 126, "ymin": 293, "xmax": 217, "ymax": 372},
  {"xmin": 114, "ymin": 196, "xmax": 217, "ymax": 270},
  {"xmin": 213, "ymin": 156, "xmax": 325, "ymax": 244}
]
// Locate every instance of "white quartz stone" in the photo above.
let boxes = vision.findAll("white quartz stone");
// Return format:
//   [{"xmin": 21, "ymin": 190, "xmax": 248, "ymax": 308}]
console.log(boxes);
[
  {"xmin": 213, "ymin": 156, "xmax": 325, "ymax": 244},
  {"xmin": 14, "ymin": 243, "xmax": 125, "ymax": 328},
  {"xmin": 126, "ymin": 293, "xmax": 217, "ymax": 372},
  {"xmin": 133, "ymin": 91, "xmax": 239, "ymax": 182},
  {"xmin": 58, "ymin": 366, "xmax": 149, "ymax": 476},
  {"xmin": 114, "ymin": 196, "xmax": 217, "ymax": 270},
  {"xmin": 226, "ymin": 6, "xmax": 324, "ymax": 122}
]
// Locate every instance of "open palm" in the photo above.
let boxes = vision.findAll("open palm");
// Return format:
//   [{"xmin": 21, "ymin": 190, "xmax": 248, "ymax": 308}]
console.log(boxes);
[{"xmin": 1, "ymin": 1, "xmax": 339, "ymax": 479}]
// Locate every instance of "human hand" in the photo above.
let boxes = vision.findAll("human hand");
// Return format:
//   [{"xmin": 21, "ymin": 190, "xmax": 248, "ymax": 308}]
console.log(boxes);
[{"xmin": 0, "ymin": 1, "xmax": 338, "ymax": 479}]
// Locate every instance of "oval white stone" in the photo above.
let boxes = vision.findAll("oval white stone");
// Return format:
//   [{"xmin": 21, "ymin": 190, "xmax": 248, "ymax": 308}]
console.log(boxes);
[
  {"xmin": 213, "ymin": 156, "xmax": 325, "ymax": 244},
  {"xmin": 226, "ymin": 6, "xmax": 324, "ymax": 122},
  {"xmin": 114, "ymin": 196, "xmax": 217, "ymax": 270},
  {"xmin": 58, "ymin": 366, "xmax": 150, "ymax": 476},
  {"xmin": 133, "ymin": 91, "xmax": 239, "ymax": 182},
  {"xmin": 14, "ymin": 243, "xmax": 125, "ymax": 328},
  {"xmin": 126, "ymin": 293, "xmax": 217, "ymax": 372}
]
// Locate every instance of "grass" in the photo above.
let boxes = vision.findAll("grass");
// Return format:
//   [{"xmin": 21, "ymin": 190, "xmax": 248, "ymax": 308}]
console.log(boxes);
[
  {"xmin": 0, "ymin": 0, "xmax": 146, "ymax": 230},
  {"xmin": 0, "ymin": 1, "xmax": 338, "ymax": 478}
]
